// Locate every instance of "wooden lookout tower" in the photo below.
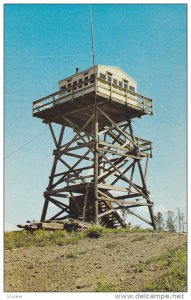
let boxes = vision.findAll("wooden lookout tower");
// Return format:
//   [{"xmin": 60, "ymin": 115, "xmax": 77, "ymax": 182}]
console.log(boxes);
[{"xmin": 33, "ymin": 65, "xmax": 156, "ymax": 229}]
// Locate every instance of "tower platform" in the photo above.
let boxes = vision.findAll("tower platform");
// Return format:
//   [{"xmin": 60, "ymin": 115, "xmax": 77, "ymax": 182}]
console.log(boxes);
[{"xmin": 33, "ymin": 76, "xmax": 152, "ymax": 131}]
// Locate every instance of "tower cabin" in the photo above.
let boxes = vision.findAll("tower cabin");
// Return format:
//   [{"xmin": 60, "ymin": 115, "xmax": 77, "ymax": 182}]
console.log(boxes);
[{"xmin": 33, "ymin": 65, "xmax": 153, "ymax": 130}]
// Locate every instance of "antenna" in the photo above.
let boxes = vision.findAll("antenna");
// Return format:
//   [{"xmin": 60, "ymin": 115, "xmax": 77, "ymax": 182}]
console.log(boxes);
[{"xmin": 89, "ymin": 5, "xmax": 95, "ymax": 67}]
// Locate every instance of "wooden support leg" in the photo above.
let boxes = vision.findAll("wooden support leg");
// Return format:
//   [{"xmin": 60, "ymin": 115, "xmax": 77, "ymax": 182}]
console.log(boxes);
[
  {"xmin": 94, "ymin": 107, "xmax": 99, "ymax": 224},
  {"xmin": 41, "ymin": 197, "xmax": 49, "ymax": 222}
]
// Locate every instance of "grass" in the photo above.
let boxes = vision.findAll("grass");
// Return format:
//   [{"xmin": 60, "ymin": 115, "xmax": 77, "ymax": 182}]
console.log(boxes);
[
  {"xmin": 144, "ymin": 244, "xmax": 187, "ymax": 292},
  {"xmin": 102, "ymin": 227, "xmax": 153, "ymax": 234},
  {"xmin": 4, "ymin": 226, "xmax": 158, "ymax": 250},
  {"xmin": 96, "ymin": 274, "xmax": 120, "ymax": 292},
  {"xmin": 4, "ymin": 229, "xmax": 84, "ymax": 249}
]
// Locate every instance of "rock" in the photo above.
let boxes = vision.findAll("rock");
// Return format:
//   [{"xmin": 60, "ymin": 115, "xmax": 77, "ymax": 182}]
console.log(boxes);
[
  {"xmin": 120, "ymin": 277, "xmax": 125, "ymax": 281},
  {"xmin": 76, "ymin": 283, "xmax": 85, "ymax": 289}
]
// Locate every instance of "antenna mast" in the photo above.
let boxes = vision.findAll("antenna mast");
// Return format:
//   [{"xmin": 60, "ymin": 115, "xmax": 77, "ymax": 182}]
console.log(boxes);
[{"xmin": 89, "ymin": 6, "xmax": 95, "ymax": 67}]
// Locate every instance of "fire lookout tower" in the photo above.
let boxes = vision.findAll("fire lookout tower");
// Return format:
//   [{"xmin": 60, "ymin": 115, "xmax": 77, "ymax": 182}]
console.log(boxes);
[{"xmin": 33, "ymin": 65, "xmax": 156, "ymax": 229}]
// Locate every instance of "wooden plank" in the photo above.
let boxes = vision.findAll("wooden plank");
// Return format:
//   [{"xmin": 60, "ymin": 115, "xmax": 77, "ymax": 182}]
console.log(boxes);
[
  {"xmin": 114, "ymin": 193, "xmax": 141, "ymax": 200},
  {"xmin": 63, "ymin": 141, "xmax": 92, "ymax": 152},
  {"xmin": 98, "ymin": 146, "xmax": 141, "ymax": 160},
  {"xmin": 61, "ymin": 152, "xmax": 93, "ymax": 161},
  {"xmin": 98, "ymin": 209, "xmax": 115, "ymax": 218},
  {"xmin": 98, "ymin": 183, "xmax": 130, "ymax": 192},
  {"xmin": 99, "ymin": 140, "xmax": 132, "ymax": 152}
]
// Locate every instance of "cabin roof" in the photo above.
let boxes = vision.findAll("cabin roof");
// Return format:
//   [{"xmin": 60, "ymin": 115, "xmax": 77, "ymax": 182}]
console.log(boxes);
[
  {"xmin": 58, "ymin": 65, "xmax": 136, "ymax": 85},
  {"xmin": 98, "ymin": 65, "xmax": 136, "ymax": 84}
]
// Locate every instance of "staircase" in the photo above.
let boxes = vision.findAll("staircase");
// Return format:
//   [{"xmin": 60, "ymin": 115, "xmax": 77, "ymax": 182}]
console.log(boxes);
[{"xmin": 98, "ymin": 199, "xmax": 126, "ymax": 228}]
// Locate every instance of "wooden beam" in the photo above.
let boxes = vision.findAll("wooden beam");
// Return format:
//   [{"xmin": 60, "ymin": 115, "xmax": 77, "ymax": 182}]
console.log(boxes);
[
  {"xmin": 98, "ymin": 156, "xmax": 127, "ymax": 181},
  {"xmin": 97, "ymin": 107, "xmax": 138, "ymax": 149},
  {"xmin": 65, "ymin": 141, "xmax": 92, "ymax": 152},
  {"xmin": 94, "ymin": 107, "xmax": 99, "ymax": 224},
  {"xmin": 98, "ymin": 183, "xmax": 131, "ymax": 193},
  {"xmin": 99, "ymin": 140, "xmax": 133, "ymax": 153},
  {"xmin": 51, "ymin": 149, "xmax": 91, "ymax": 189},
  {"xmin": 98, "ymin": 209, "xmax": 115, "ymax": 218},
  {"xmin": 48, "ymin": 123, "xmax": 58, "ymax": 148},
  {"xmin": 61, "ymin": 151, "xmax": 93, "ymax": 161},
  {"xmin": 98, "ymin": 147, "xmax": 141, "ymax": 160},
  {"xmin": 97, "ymin": 149, "xmax": 150, "ymax": 201},
  {"xmin": 126, "ymin": 208, "xmax": 152, "ymax": 226}
]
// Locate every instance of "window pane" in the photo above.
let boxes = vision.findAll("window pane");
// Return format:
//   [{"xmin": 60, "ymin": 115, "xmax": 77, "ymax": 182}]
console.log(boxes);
[
  {"xmin": 84, "ymin": 76, "xmax": 89, "ymax": 86},
  {"xmin": 129, "ymin": 86, "xmax": 135, "ymax": 92},
  {"xmin": 100, "ymin": 73, "xmax": 106, "ymax": 80}
]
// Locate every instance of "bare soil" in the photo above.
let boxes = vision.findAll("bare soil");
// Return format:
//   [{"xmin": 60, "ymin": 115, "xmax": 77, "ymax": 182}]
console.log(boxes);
[{"xmin": 4, "ymin": 231, "xmax": 186, "ymax": 292}]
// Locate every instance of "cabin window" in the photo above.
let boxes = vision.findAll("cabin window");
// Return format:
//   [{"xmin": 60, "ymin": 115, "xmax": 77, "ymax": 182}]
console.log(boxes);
[
  {"xmin": 90, "ymin": 74, "xmax": 95, "ymax": 84},
  {"xmin": 100, "ymin": 73, "xmax": 106, "ymax": 80},
  {"xmin": 113, "ymin": 79, "xmax": 117, "ymax": 85},
  {"xmin": 108, "ymin": 75, "xmax": 112, "ymax": 83},
  {"xmin": 67, "ymin": 83, "xmax": 71, "ymax": 93},
  {"xmin": 119, "ymin": 81, "xmax": 122, "ymax": 87},
  {"xmin": 73, "ymin": 80, "xmax": 77, "ymax": 90},
  {"xmin": 60, "ymin": 85, "xmax": 66, "ymax": 96},
  {"xmin": 84, "ymin": 76, "xmax": 89, "ymax": 86},
  {"xmin": 78, "ymin": 78, "xmax": 83, "ymax": 88},
  {"xmin": 129, "ymin": 86, "xmax": 135, "ymax": 92}
]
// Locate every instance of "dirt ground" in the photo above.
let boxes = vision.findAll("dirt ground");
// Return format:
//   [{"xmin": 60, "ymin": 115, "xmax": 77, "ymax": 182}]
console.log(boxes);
[{"xmin": 4, "ymin": 231, "xmax": 186, "ymax": 292}]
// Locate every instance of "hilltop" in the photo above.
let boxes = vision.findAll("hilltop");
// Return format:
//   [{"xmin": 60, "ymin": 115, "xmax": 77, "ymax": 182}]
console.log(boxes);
[{"xmin": 4, "ymin": 229, "xmax": 186, "ymax": 292}]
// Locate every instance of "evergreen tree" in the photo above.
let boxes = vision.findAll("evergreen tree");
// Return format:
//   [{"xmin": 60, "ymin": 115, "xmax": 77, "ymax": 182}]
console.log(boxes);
[
  {"xmin": 155, "ymin": 212, "xmax": 164, "ymax": 230},
  {"xmin": 166, "ymin": 210, "xmax": 176, "ymax": 232}
]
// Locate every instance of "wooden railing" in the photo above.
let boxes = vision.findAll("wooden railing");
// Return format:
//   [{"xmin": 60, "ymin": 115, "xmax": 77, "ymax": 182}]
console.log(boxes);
[
  {"xmin": 33, "ymin": 77, "xmax": 153, "ymax": 115},
  {"xmin": 97, "ymin": 78, "xmax": 153, "ymax": 114}
]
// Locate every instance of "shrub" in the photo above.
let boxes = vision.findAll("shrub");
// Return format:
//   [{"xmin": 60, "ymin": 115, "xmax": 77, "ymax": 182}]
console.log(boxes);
[{"xmin": 87, "ymin": 226, "xmax": 103, "ymax": 238}]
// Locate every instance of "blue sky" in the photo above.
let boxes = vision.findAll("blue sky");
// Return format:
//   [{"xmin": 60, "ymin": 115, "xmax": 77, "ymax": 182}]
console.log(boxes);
[{"xmin": 4, "ymin": 4, "xmax": 187, "ymax": 230}]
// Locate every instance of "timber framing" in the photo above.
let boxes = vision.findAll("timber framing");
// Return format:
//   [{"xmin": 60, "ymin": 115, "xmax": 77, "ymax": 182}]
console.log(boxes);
[{"xmin": 37, "ymin": 102, "xmax": 156, "ymax": 229}]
